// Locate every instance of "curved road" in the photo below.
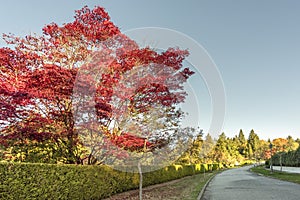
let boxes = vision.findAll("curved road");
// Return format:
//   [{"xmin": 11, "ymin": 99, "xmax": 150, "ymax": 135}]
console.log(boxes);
[{"xmin": 201, "ymin": 166, "xmax": 300, "ymax": 200}]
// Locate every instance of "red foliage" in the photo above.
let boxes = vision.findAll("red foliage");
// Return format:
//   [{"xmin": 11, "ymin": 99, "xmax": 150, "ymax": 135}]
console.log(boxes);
[
  {"xmin": 0, "ymin": 6, "xmax": 194, "ymax": 164},
  {"xmin": 43, "ymin": 6, "xmax": 120, "ymax": 43},
  {"xmin": 109, "ymin": 132, "xmax": 154, "ymax": 152}
]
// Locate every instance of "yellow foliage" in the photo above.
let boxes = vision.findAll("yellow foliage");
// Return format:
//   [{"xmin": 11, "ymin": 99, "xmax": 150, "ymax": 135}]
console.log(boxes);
[
  {"xmin": 195, "ymin": 164, "xmax": 201, "ymax": 171},
  {"xmin": 173, "ymin": 164, "xmax": 183, "ymax": 171}
]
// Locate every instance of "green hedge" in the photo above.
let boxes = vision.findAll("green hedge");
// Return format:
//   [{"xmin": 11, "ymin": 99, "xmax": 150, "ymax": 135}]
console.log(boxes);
[
  {"xmin": 0, "ymin": 162, "xmax": 221, "ymax": 199},
  {"xmin": 270, "ymin": 147, "xmax": 300, "ymax": 167}
]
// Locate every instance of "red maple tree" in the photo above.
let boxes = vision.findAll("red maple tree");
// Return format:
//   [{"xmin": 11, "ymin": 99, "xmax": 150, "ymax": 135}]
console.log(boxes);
[{"xmin": 0, "ymin": 6, "xmax": 194, "ymax": 164}]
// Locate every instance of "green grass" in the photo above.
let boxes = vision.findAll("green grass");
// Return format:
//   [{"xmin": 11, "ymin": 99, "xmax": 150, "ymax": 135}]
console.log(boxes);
[
  {"xmin": 106, "ymin": 171, "xmax": 219, "ymax": 200},
  {"xmin": 251, "ymin": 166, "xmax": 300, "ymax": 184},
  {"xmin": 171, "ymin": 171, "xmax": 218, "ymax": 200},
  {"xmin": 141, "ymin": 171, "xmax": 219, "ymax": 200}
]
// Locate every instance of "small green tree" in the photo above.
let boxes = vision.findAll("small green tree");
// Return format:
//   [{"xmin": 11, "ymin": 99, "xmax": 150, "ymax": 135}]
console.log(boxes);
[
  {"xmin": 176, "ymin": 128, "xmax": 203, "ymax": 165},
  {"xmin": 237, "ymin": 129, "xmax": 247, "ymax": 156},
  {"xmin": 200, "ymin": 133, "xmax": 215, "ymax": 163},
  {"xmin": 286, "ymin": 135, "xmax": 299, "ymax": 151},
  {"xmin": 213, "ymin": 132, "xmax": 230, "ymax": 165},
  {"xmin": 247, "ymin": 129, "xmax": 260, "ymax": 160}
]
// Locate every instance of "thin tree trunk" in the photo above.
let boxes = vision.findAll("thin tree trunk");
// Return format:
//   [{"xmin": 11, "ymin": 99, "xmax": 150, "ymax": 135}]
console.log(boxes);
[
  {"xmin": 280, "ymin": 154, "xmax": 282, "ymax": 171},
  {"xmin": 138, "ymin": 162, "xmax": 143, "ymax": 200}
]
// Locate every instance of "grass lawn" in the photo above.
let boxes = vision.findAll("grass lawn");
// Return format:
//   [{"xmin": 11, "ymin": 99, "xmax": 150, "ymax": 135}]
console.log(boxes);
[
  {"xmin": 251, "ymin": 166, "xmax": 300, "ymax": 184},
  {"xmin": 105, "ymin": 171, "xmax": 219, "ymax": 200}
]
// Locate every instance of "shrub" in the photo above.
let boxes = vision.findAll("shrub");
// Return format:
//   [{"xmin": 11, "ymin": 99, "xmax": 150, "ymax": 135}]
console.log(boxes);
[
  {"xmin": 270, "ymin": 147, "xmax": 300, "ymax": 167},
  {"xmin": 0, "ymin": 162, "xmax": 222, "ymax": 199},
  {"xmin": 265, "ymin": 160, "xmax": 270, "ymax": 168}
]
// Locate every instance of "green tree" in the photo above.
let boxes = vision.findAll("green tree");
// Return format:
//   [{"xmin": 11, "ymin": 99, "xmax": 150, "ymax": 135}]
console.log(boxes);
[
  {"xmin": 257, "ymin": 139, "xmax": 269, "ymax": 160},
  {"xmin": 200, "ymin": 133, "xmax": 215, "ymax": 163},
  {"xmin": 212, "ymin": 132, "xmax": 230, "ymax": 165},
  {"xmin": 226, "ymin": 137, "xmax": 240, "ymax": 165},
  {"xmin": 296, "ymin": 138, "xmax": 300, "ymax": 145},
  {"xmin": 177, "ymin": 128, "xmax": 203, "ymax": 164},
  {"xmin": 286, "ymin": 135, "xmax": 299, "ymax": 151},
  {"xmin": 237, "ymin": 129, "xmax": 247, "ymax": 156},
  {"xmin": 246, "ymin": 143, "xmax": 253, "ymax": 159},
  {"xmin": 247, "ymin": 129, "xmax": 260, "ymax": 160}
]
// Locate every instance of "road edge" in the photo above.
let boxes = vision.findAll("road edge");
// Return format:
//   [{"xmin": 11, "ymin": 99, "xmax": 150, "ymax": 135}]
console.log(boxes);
[
  {"xmin": 249, "ymin": 165, "xmax": 300, "ymax": 185},
  {"xmin": 196, "ymin": 172, "xmax": 218, "ymax": 200},
  {"xmin": 197, "ymin": 167, "xmax": 244, "ymax": 200}
]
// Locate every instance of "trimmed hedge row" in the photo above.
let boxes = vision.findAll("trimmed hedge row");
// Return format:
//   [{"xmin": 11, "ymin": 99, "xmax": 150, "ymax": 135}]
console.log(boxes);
[
  {"xmin": 0, "ymin": 162, "xmax": 222, "ymax": 199},
  {"xmin": 270, "ymin": 147, "xmax": 300, "ymax": 167}
]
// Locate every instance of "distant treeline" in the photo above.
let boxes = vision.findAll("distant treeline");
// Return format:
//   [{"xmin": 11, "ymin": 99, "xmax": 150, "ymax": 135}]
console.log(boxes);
[{"xmin": 177, "ymin": 129, "xmax": 300, "ymax": 167}]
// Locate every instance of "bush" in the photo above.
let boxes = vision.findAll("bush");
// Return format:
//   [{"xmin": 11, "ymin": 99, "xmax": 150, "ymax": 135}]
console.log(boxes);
[
  {"xmin": 271, "ymin": 147, "xmax": 300, "ymax": 167},
  {"xmin": 212, "ymin": 163, "xmax": 221, "ymax": 170},
  {"xmin": 201, "ymin": 164, "xmax": 208, "ymax": 172},
  {"xmin": 0, "ymin": 162, "xmax": 129, "ymax": 199},
  {"xmin": 0, "ymin": 162, "xmax": 222, "ymax": 199},
  {"xmin": 265, "ymin": 160, "xmax": 270, "ymax": 168}
]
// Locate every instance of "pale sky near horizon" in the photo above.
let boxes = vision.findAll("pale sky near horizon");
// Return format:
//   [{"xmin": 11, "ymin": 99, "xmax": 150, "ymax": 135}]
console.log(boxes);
[{"xmin": 1, "ymin": 0, "xmax": 300, "ymax": 140}]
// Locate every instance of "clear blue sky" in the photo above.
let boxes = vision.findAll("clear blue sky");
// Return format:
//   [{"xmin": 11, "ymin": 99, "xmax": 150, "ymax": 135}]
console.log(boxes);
[{"xmin": 1, "ymin": 0, "xmax": 300, "ymax": 140}]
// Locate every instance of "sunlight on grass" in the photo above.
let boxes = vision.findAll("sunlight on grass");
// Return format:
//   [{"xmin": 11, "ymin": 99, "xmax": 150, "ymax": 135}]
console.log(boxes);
[
  {"xmin": 150, "ymin": 171, "xmax": 218, "ymax": 200},
  {"xmin": 106, "ymin": 171, "xmax": 219, "ymax": 200},
  {"xmin": 251, "ymin": 166, "xmax": 300, "ymax": 184}
]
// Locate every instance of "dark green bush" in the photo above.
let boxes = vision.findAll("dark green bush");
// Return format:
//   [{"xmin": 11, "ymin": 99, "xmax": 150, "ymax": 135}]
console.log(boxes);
[
  {"xmin": 212, "ymin": 163, "xmax": 220, "ymax": 170},
  {"xmin": 265, "ymin": 160, "xmax": 270, "ymax": 168},
  {"xmin": 271, "ymin": 147, "xmax": 300, "ymax": 167}
]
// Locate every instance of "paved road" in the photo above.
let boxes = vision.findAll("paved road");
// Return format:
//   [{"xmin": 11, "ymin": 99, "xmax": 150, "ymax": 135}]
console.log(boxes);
[{"xmin": 201, "ymin": 166, "xmax": 300, "ymax": 200}]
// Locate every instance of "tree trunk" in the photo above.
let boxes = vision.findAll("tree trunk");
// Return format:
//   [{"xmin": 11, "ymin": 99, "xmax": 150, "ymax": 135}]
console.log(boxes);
[
  {"xmin": 280, "ymin": 154, "xmax": 282, "ymax": 171},
  {"xmin": 138, "ymin": 162, "xmax": 143, "ymax": 200}
]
